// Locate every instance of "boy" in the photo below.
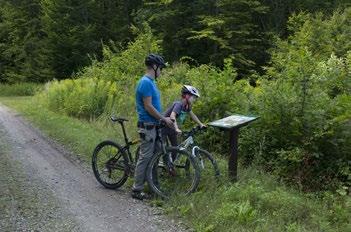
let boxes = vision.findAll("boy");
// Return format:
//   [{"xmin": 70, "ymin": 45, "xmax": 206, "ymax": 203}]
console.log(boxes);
[{"xmin": 163, "ymin": 85, "xmax": 206, "ymax": 161}]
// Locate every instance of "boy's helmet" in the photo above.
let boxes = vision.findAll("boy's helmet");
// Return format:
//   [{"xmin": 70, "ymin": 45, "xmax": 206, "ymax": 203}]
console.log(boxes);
[{"xmin": 181, "ymin": 85, "xmax": 200, "ymax": 98}]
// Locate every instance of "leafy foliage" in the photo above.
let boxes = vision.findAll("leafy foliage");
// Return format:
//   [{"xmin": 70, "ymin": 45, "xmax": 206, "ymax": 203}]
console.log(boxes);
[{"xmin": 36, "ymin": 9, "xmax": 351, "ymax": 192}]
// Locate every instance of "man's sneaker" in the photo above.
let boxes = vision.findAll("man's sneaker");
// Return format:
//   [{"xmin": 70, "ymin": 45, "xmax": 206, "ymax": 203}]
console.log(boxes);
[{"xmin": 131, "ymin": 191, "xmax": 151, "ymax": 200}]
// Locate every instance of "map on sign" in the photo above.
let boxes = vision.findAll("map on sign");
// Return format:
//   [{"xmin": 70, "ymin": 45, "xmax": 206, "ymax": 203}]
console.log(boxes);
[{"xmin": 208, "ymin": 115, "xmax": 258, "ymax": 129}]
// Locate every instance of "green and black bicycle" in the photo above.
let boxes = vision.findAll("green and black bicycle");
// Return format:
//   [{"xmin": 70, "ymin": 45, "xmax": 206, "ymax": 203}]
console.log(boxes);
[{"xmin": 179, "ymin": 126, "xmax": 220, "ymax": 178}]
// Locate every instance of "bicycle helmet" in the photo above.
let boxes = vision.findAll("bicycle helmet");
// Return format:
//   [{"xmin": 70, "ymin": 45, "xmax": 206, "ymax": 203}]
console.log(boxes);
[
  {"xmin": 145, "ymin": 54, "xmax": 166, "ymax": 68},
  {"xmin": 181, "ymin": 85, "xmax": 200, "ymax": 98},
  {"xmin": 145, "ymin": 54, "xmax": 167, "ymax": 79}
]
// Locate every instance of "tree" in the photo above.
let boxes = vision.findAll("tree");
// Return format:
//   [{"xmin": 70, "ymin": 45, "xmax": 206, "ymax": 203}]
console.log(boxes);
[
  {"xmin": 138, "ymin": 0, "xmax": 271, "ymax": 76},
  {"xmin": 258, "ymin": 0, "xmax": 351, "ymax": 37},
  {"xmin": 41, "ymin": 0, "xmax": 143, "ymax": 79},
  {"xmin": 0, "ymin": 0, "xmax": 52, "ymax": 83},
  {"xmin": 94, "ymin": 0, "xmax": 142, "ymax": 47},
  {"xmin": 189, "ymin": 0, "xmax": 270, "ymax": 75},
  {"xmin": 41, "ymin": 0, "xmax": 99, "ymax": 79},
  {"xmin": 136, "ymin": 0, "xmax": 198, "ymax": 62}
]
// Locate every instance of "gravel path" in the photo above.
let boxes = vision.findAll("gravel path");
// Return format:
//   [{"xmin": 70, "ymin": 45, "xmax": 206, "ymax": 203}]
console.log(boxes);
[{"xmin": 0, "ymin": 104, "xmax": 186, "ymax": 232}]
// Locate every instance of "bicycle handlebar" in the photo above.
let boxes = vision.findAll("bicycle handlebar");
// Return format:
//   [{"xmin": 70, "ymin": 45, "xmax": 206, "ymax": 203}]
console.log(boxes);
[{"xmin": 182, "ymin": 126, "xmax": 207, "ymax": 138}]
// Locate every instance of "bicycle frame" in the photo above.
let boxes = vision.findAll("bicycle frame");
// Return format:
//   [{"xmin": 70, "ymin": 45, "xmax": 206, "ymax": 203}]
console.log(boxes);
[
  {"xmin": 178, "ymin": 128, "xmax": 205, "ymax": 167},
  {"xmin": 113, "ymin": 120, "xmax": 140, "ymax": 166},
  {"xmin": 179, "ymin": 135, "xmax": 199, "ymax": 155}
]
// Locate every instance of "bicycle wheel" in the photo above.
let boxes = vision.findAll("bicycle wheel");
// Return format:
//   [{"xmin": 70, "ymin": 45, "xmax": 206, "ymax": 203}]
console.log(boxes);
[
  {"xmin": 196, "ymin": 148, "xmax": 220, "ymax": 177},
  {"xmin": 146, "ymin": 147, "xmax": 200, "ymax": 199},
  {"xmin": 92, "ymin": 140, "xmax": 129, "ymax": 189}
]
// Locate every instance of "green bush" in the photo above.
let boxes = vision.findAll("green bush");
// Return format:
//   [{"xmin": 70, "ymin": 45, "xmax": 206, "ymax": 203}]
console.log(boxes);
[{"xmin": 244, "ymin": 11, "xmax": 351, "ymax": 191}]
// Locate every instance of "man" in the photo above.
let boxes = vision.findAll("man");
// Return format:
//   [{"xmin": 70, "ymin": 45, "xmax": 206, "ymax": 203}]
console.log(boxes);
[{"xmin": 132, "ymin": 54, "xmax": 173, "ymax": 200}]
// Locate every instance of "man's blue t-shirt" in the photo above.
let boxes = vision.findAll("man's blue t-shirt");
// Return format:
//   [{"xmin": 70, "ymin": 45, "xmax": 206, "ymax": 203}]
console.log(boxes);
[{"xmin": 136, "ymin": 76, "xmax": 161, "ymax": 123}]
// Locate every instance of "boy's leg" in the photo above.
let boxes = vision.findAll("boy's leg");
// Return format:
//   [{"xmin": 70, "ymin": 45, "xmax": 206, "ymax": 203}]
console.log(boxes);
[{"xmin": 167, "ymin": 130, "xmax": 178, "ymax": 161}]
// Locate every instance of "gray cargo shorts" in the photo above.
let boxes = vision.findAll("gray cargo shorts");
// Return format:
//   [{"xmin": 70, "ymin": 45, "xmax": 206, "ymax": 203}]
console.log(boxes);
[{"xmin": 132, "ymin": 123, "xmax": 160, "ymax": 192}]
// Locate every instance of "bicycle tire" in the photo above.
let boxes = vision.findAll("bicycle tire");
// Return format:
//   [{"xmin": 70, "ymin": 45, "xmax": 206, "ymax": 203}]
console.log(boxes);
[
  {"xmin": 146, "ymin": 146, "xmax": 200, "ymax": 199},
  {"xmin": 196, "ymin": 148, "xmax": 220, "ymax": 177},
  {"xmin": 92, "ymin": 140, "xmax": 129, "ymax": 189}
]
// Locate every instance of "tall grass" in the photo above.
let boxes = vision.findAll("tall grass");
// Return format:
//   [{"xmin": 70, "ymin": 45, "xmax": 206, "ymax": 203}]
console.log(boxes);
[
  {"xmin": 37, "ymin": 78, "xmax": 118, "ymax": 119},
  {"xmin": 0, "ymin": 82, "xmax": 42, "ymax": 96}
]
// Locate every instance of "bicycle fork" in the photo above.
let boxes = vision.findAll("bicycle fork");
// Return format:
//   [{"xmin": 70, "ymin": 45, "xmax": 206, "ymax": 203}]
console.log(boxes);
[{"xmin": 192, "ymin": 146, "xmax": 205, "ymax": 169}]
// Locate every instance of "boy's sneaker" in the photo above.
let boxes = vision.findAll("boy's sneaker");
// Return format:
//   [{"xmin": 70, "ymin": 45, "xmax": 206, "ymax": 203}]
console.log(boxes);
[
  {"xmin": 168, "ymin": 164, "xmax": 176, "ymax": 176},
  {"xmin": 131, "ymin": 191, "xmax": 151, "ymax": 200}
]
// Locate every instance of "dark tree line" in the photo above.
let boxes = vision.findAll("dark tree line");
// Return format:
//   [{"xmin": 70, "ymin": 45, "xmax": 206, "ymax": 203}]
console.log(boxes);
[{"xmin": 0, "ymin": 0, "xmax": 349, "ymax": 82}]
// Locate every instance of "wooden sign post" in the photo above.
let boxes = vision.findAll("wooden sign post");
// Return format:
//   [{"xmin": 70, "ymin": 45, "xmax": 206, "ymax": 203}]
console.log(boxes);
[{"xmin": 209, "ymin": 115, "xmax": 258, "ymax": 181}]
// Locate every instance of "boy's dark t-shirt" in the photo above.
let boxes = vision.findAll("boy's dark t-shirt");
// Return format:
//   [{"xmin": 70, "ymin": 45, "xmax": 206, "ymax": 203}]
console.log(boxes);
[{"xmin": 164, "ymin": 101, "xmax": 191, "ymax": 125}]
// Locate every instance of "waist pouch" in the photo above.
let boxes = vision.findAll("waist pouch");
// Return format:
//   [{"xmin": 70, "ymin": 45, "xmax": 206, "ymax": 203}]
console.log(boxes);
[{"xmin": 137, "ymin": 121, "xmax": 157, "ymax": 130}]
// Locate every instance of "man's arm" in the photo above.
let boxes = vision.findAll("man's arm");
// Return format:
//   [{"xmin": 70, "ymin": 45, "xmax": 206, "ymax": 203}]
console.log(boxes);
[{"xmin": 143, "ymin": 97, "xmax": 174, "ymax": 127}]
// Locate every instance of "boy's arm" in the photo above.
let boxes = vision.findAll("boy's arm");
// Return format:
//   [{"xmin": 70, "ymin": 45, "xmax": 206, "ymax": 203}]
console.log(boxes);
[
  {"xmin": 170, "ymin": 112, "xmax": 181, "ymax": 132},
  {"xmin": 189, "ymin": 111, "xmax": 205, "ymax": 127}
]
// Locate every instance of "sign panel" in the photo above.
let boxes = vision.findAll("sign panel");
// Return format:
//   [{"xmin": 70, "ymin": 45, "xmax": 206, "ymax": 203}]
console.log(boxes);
[{"xmin": 208, "ymin": 115, "xmax": 258, "ymax": 129}]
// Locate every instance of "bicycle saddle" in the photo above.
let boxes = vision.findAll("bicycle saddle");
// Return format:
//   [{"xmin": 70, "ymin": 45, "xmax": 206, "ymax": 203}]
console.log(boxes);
[{"xmin": 111, "ymin": 116, "xmax": 129, "ymax": 123}]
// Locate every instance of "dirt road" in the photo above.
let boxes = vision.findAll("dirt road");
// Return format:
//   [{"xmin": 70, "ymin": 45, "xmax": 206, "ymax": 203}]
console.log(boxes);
[{"xmin": 0, "ymin": 105, "xmax": 186, "ymax": 232}]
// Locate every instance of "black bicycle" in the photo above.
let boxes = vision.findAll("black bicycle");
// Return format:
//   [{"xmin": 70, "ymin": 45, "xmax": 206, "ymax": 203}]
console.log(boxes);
[{"xmin": 92, "ymin": 116, "xmax": 200, "ymax": 198}]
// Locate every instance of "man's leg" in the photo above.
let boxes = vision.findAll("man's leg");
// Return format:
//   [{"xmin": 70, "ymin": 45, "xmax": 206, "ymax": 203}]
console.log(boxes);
[{"xmin": 132, "ymin": 127, "xmax": 156, "ymax": 192}]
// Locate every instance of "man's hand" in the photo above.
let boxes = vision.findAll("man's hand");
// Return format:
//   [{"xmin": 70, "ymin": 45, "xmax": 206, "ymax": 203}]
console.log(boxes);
[
  {"xmin": 175, "ymin": 128, "xmax": 182, "ymax": 134},
  {"xmin": 163, "ymin": 117, "xmax": 174, "ymax": 128}
]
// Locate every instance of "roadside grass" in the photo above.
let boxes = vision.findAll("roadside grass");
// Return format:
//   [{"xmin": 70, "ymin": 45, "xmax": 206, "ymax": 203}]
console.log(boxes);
[
  {"xmin": 0, "ymin": 83, "xmax": 43, "ymax": 96},
  {"xmin": 1, "ymin": 96, "xmax": 350, "ymax": 232},
  {"xmin": 163, "ymin": 167, "xmax": 350, "ymax": 232},
  {"xmin": 0, "ymin": 97, "xmax": 139, "ymax": 163}
]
